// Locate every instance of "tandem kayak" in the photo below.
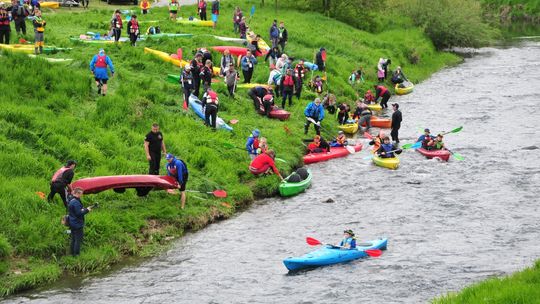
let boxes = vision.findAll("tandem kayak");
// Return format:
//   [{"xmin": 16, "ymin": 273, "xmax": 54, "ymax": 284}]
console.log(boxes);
[
  {"xmin": 395, "ymin": 81, "xmax": 414, "ymax": 95},
  {"xmin": 303, "ymin": 143, "xmax": 363, "ymax": 165},
  {"xmin": 279, "ymin": 169, "xmax": 312, "ymax": 197},
  {"xmin": 283, "ymin": 238, "xmax": 388, "ymax": 271},
  {"xmin": 188, "ymin": 94, "xmax": 233, "ymax": 131},
  {"xmin": 372, "ymin": 155, "xmax": 400, "ymax": 170},
  {"xmin": 338, "ymin": 122, "xmax": 358, "ymax": 134},
  {"xmin": 176, "ymin": 17, "xmax": 213, "ymax": 27},
  {"xmin": 417, "ymin": 148, "xmax": 451, "ymax": 161},
  {"xmin": 361, "ymin": 116, "xmax": 392, "ymax": 128},
  {"xmin": 211, "ymin": 46, "xmax": 248, "ymax": 57},
  {"xmin": 72, "ymin": 175, "xmax": 178, "ymax": 194}
]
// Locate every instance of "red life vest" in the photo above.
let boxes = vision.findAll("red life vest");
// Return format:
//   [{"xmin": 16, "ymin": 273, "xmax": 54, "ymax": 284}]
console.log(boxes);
[
  {"xmin": 51, "ymin": 166, "xmax": 69, "ymax": 183},
  {"xmin": 0, "ymin": 17, "xmax": 9, "ymax": 26},
  {"xmin": 95, "ymin": 55, "xmax": 107, "ymax": 68},
  {"xmin": 198, "ymin": 0, "xmax": 205, "ymax": 9},
  {"xmin": 263, "ymin": 94, "xmax": 273, "ymax": 102},
  {"xmin": 131, "ymin": 19, "xmax": 139, "ymax": 31},
  {"xmin": 283, "ymin": 75, "xmax": 294, "ymax": 87},
  {"xmin": 376, "ymin": 85, "xmax": 388, "ymax": 95},
  {"xmin": 253, "ymin": 138, "xmax": 259, "ymax": 149},
  {"xmin": 208, "ymin": 91, "xmax": 218, "ymax": 104}
]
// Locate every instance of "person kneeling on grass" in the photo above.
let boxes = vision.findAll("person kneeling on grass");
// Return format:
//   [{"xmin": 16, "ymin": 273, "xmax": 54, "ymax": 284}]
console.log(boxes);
[
  {"xmin": 90, "ymin": 48, "xmax": 115, "ymax": 96},
  {"xmin": 338, "ymin": 229, "xmax": 356, "ymax": 250},
  {"xmin": 166, "ymin": 153, "xmax": 189, "ymax": 209},
  {"xmin": 249, "ymin": 150, "xmax": 283, "ymax": 180},
  {"xmin": 377, "ymin": 136, "xmax": 402, "ymax": 158},
  {"xmin": 307, "ymin": 135, "xmax": 330, "ymax": 153},
  {"xmin": 427, "ymin": 134, "xmax": 445, "ymax": 150},
  {"xmin": 330, "ymin": 131, "xmax": 348, "ymax": 147}
]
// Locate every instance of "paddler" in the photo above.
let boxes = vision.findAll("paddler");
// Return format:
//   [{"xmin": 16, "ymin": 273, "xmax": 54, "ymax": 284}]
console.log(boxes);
[
  {"xmin": 166, "ymin": 153, "xmax": 189, "ymax": 209},
  {"xmin": 369, "ymin": 130, "xmax": 385, "ymax": 151},
  {"xmin": 32, "ymin": 9, "xmax": 45, "ymax": 54},
  {"xmin": 249, "ymin": 150, "xmax": 284, "ymax": 180},
  {"xmin": 89, "ymin": 48, "xmax": 115, "ymax": 96},
  {"xmin": 374, "ymin": 84, "xmax": 391, "ymax": 109},
  {"xmin": 427, "ymin": 134, "xmax": 445, "ymax": 150},
  {"xmin": 416, "ymin": 128, "xmax": 435, "ymax": 149},
  {"xmin": 47, "ymin": 160, "xmax": 77, "ymax": 208},
  {"xmin": 330, "ymin": 131, "xmax": 348, "ymax": 147},
  {"xmin": 352, "ymin": 101, "xmax": 372, "ymax": 134},
  {"xmin": 376, "ymin": 136, "xmax": 402, "ymax": 158},
  {"xmin": 307, "ymin": 135, "xmax": 330, "ymax": 153},
  {"xmin": 338, "ymin": 229, "xmax": 356, "ymax": 250},
  {"xmin": 245, "ymin": 129, "xmax": 260, "ymax": 160}
]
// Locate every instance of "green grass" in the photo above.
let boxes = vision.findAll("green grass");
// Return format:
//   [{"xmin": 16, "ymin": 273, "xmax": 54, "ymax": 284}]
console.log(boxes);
[
  {"xmin": 0, "ymin": 0, "xmax": 459, "ymax": 297},
  {"xmin": 434, "ymin": 260, "xmax": 540, "ymax": 304}
]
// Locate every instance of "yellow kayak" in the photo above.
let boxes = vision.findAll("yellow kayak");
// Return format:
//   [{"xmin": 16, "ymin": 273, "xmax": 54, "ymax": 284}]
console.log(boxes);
[
  {"xmin": 338, "ymin": 123, "xmax": 358, "ymax": 134},
  {"xmin": 235, "ymin": 83, "xmax": 271, "ymax": 89},
  {"xmin": 40, "ymin": 2, "xmax": 60, "ymax": 9},
  {"xmin": 395, "ymin": 82, "xmax": 414, "ymax": 95},
  {"xmin": 367, "ymin": 103, "xmax": 382, "ymax": 111},
  {"xmin": 247, "ymin": 31, "xmax": 270, "ymax": 53},
  {"xmin": 176, "ymin": 17, "xmax": 213, "ymax": 27},
  {"xmin": 372, "ymin": 155, "xmax": 400, "ymax": 170},
  {"xmin": 144, "ymin": 47, "xmax": 188, "ymax": 67}
]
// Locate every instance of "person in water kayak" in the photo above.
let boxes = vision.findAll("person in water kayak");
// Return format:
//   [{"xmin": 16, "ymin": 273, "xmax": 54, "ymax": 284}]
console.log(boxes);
[
  {"xmin": 307, "ymin": 135, "xmax": 330, "ymax": 153},
  {"xmin": 377, "ymin": 136, "xmax": 402, "ymax": 158},
  {"xmin": 339, "ymin": 229, "xmax": 356, "ymax": 249},
  {"xmin": 330, "ymin": 131, "xmax": 348, "ymax": 147},
  {"xmin": 249, "ymin": 150, "xmax": 283, "ymax": 180},
  {"xmin": 417, "ymin": 128, "xmax": 435, "ymax": 149},
  {"xmin": 427, "ymin": 134, "xmax": 445, "ymax": 150},
  {"xmin": 369, "ymin": 130, "xmax": 385, "ymax": 151}
]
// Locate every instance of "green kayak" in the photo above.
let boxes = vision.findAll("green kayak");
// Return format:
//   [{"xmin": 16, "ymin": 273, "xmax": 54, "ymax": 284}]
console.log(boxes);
[
  {"xmin": 279, "ymin": 168, "xmax": 312, "ymax": 197},
  {"xmin": 167, "ymin": 74, "xmax": 180, "ymax": 84},
  {"xmin": 142, "ymin": 33, "xmax": 194, "ymax": 39}
]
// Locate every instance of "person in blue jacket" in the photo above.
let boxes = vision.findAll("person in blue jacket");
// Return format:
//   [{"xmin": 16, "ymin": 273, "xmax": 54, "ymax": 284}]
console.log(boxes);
[
  {"xmin": 245, "ymin": 129, "xmax": 260, "ymax": 160},
  {"xmin": 416, "ymin": 128, "xmax": 435, "ymax": 149},
  {"xmin": 339, "ymin": 229, "xmax": 356, "ymax": 250},
  {"xmin": 89, "ymin": 48, "xmax": 115, "ymax": 96},
  {"xmin": 68, "ymin": 188, "xmax": 93, "ymax": 256},
  {"xmin": 304, "ymin": 97, "xmax": 325, "ymax": 135},
  {"xmin": 377, "ymin": 136, "xmax": 402, "ymax": 158},
  {"xmin": 166, "ymin": 153, "xmax": 189, "ymax": 209}
]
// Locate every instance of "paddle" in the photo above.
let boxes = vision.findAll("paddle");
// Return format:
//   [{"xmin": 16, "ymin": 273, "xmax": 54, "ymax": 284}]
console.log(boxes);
[
  {"xmin": 441, "ymin": 126, "xmax": 463, "ymax": 135},
  {"xmin": 185, "ymin": 189, "xmax": 228, "ymax": 198},
  {"xmin": 306, "ymin": 118, "xmax": 354, "ymax": 153},
  {"xmin": 306, "ymin": 237, "xmax": 382, "ymax": 257},
  {"xmin": 446, "ymin": 149, "xmax": 464, "ymax": 161},
  {"xmin": 275, "ymin": 157, "xmax": 288, "ymax": 164},
  {"xmin": 363, "ymin": 142, "xmax": 420, "ymax": 160}
]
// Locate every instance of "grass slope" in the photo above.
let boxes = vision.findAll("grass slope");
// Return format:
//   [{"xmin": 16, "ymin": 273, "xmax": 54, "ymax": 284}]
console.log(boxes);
[{"xmin": 0, "ymin": 0, "xmax": 459, "ymax": 297}]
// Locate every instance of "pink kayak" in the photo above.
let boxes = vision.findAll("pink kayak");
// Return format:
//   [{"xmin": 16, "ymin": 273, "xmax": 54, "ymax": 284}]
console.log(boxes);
[
  {"xmin": 303, "ymin": 143, "xmax": 363, "ymax": 164},
  {"xmin": 257, "ymin": 104, "xmax": 290, "ymax": 120},
  {"xmin": 212, "ymin": 46, "xmax": 248, "ymax": 57},
  {"xmin": 416, "ymin": 148, "xmax": 451, "ymax": 161},
  {"xmin": 72, "ymin": 175, "xmax": 178, "ymax": 194}
]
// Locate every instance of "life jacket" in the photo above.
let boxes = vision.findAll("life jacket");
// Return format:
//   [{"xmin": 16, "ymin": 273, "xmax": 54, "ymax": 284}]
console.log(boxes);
[
  {"xmin": 140, "ymin": 0, "xmax": 150, "ymax": 9},
  {"xmin": 434, "ymin": 140, "xmax": 444, "ymax": 150},
  {"xmin": 283, "ymin": 75, "xmax": 294, "ymax": 87},
  {"xmin": 263, "ymin": 94, "xmax": 273, "ymax": 103},
  {"xmin": 372, "ymin": 137, "xmax": 382, "ymax": 151},
  {"xmin": 34, "ymin": 16, "xmax": 45, "ymax": 32},
  {"xmin": 336, "ymin": 135, "xmax": 346, "ymax": 145},
  {"xmin": 169, "ymin": 0, "xmax": 178, "ymax": 10},
  {"xmin": 51, "ymin": 166, "xmax": 69, "ymax": 183},
  {"xmin": 376, "ymin": 85, "xmax": 388, "ymax": 96},
  {"xmin": 364, "ymin": 92, "xmax": 374, "ymax": 102},
  {"xmin": 95, "ymin": 54, "xmax": 107, "ymax": 68},
  {"xmin": 198, "ymin": 0, "xmax": 205, "ymax": 9},
  {"xmin": 294, "ymin": 64, "xmax": 304, "ymax": 78},
  {"xmin": 0, "ymin": 16, "xmax": 9, "ymax": 26},
  {"xmin": 208, "ymin": 91, "xmax": 218, "ymax": 104},
  {"xmin": 130, "ymin": 19, "xmax": 139, "ymax": 32}
]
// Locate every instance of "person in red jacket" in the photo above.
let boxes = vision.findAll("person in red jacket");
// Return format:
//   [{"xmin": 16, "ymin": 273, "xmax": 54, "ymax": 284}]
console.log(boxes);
[
  {"xmin": 249, "ymin": 150, "xmax": 283, "ymax": 180},
  {"xmin": 47, "ymin": 160, "xmax": 77, "ymax": 208},
  {"xmin": 281, "ymin": 68, "xmax": 294, "ymax": 108},
  {"xmin": 198, "ymin": 0, "xmax": 207, "ymax": 21},
  {"xmin": 0, "ymin": 6, "xmax": 10, "ymax": 45},
  {"xmin": 374, "ymin": 84, "xmax": 391, "ymax": 109}
]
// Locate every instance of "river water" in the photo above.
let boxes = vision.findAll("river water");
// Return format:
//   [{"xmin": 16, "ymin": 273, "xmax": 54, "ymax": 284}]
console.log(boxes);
[{"xmin": 5, "ymin": 42, "xmax": 540, "ymax": 304}]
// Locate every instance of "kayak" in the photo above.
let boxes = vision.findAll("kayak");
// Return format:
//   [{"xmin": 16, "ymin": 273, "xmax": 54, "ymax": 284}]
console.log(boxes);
[
  {"xmin": 395, "ymin": 81, "xmax": 414, "ymax": 95},
  {"xmin": 0, "ymin": 44, "xmax": 71, "ymax": 54},
  {"xmin": 70, "ymin": 36, "xmax": 131, "ymax": 44},
  {"xmin": 361, "ymin": 116, "xmax": 392, "ymax": 128},
  {"xmin": 283, "ymin": 238, "xmax": 388, "ymax": 271},
  {"xmin": 72, "ymin": 175, "xmax": 178, "ymax": 194},
  {"xmin": 303, "ymin": 143, "xmax": 363, "ymax": 165},
  {"xmin": 188, "ymin": 94, "xmax": 233, "ymax": 131},
  {"xmin": 338, "ymin": 122, "xmax": 358, "ymax": 134},
  {"xmin": 166, "ymin": 74, "xmax": 221, "ymax": 84},
  {"xmin": 372, "ymin": 155, "xmax": 400, "ymax": 170},
  {"xmin": 27, "ymin": 54, "xmax": 72, "ymax": 62},
  {"xmin": 211, "ymin": 46, "xmax": 247, "ymax": 57},
  {"xmin": 143, "ymin": 47, "xmax": 188, "ymax": 68},
  {"xmin": 279, "ymin": 169, "xmax": 312, "ymax": 197},
  {"xmin": 417, "ymin": 148, "xmax": 451, "ymax": 161},
  {"xmin": 257, "ymin": 105, "xmax": 290, "ymax": 120},
  {"xmin": 247, "ymin": 31, "xmax": 270, "ymax": 55},
  {"xmin": 236, "ymin": 83, "xmax": 272, "ymax": 89},
  {"xmin": 176, "ymin": 17, "xmax": 213, "ymax": 27},
  {"xmin": 367, "ymin": 103, "xmax": 382, "ymax": 111},
  {"xmin": 40, "ymin": 2, "xmax": 60, "ymax": 9},
  {"xmin": 142, "ymin": 33, "xmax": 194, "ymax": 39},
  {"xmin": 212, "ymin": 35, "xmax": 247, "ymax": 44},
  {"xmin": 304, "ymin": 61, "xmax": 318, "ymax": 71}
]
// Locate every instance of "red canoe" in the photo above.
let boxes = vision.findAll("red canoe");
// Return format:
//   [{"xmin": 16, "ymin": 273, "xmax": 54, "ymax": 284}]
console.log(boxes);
[
  {"xmin": 72, "ymin": 175, "xmax": 178, "ymax": 194},
  {"xmin": 303, "ymin": 143, "xmax": 363, "ymax": 164},
  {"xmin": 361, "ymin": 116, "xmax": 392, "ymax": 128},
  {"xmin": 416, "ymin": 148, "xmax": 451, "ymax": 161},
  {"xmin": 257, "ymin": 105, "xmax": 291, "ymax": 120},
  {"xmin": 212, "ymin": 46, "xmax": 248, "ymax": 57}
]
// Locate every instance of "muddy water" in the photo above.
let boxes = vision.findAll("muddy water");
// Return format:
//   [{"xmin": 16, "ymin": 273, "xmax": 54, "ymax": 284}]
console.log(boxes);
[{"xmin": 5, "ymin": 42, "xmax": 540, "ymax": 304}]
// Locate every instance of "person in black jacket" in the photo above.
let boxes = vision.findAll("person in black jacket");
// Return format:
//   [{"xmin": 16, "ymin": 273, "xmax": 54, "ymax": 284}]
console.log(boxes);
[
  {"xmin": 144, "ymin": 123, "xmax": 167, "ymax": 175},
  {"xmin": 47, "ymin": 160, "xmax": 77, "ymax": 208},
  {"xmin": 391, "ymin": 103, "xmax": 402, "ymax": 143},
  {"xmin": 248, "ymin": 86, "xmax": 270, "ymax": 111},
  {"xmin": 180, "ymin": 65, "xmax": 194, "ymax": 103},
  {"xmin": 68, "ymin": 188, "xmax": 93, "ymax": 256},
  {"xmin": 11, "ymin": 0, "xmax": 28, "ymax": 36},
  {"xmin": 315, "ymin": 47, "xmax": 326, "ymax": 72},
  {"xmin": 200, "ymin": 59, "xmax": 213, "ymax": 92},
  {"xmin": 278, "ymin": 21, "xmax": 288, "ymax": 52},
  {"xmin": 190, "ymin": 52, "xmax": 204, "ymax": 97},
  {"xmin": 0, "ymin": 6, "xmax": 10, "ymax": 44}
]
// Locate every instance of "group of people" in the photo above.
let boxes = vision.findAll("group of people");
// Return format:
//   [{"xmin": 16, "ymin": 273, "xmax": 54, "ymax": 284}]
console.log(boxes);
[{"xmin": 0, "ymin": 0, "xmax": 46, "ymax": 54}]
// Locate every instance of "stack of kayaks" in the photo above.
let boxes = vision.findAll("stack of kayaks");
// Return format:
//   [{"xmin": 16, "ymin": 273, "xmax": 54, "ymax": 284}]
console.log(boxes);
[
  {"xmin": 372, "ymin": 155, "xmax": 400, "ymax": 170},
  {"xmin": 361, "ymin": 116, "xmax": 392, "ymax": 128},
  {"xmin": 188, "ymin": 94, "xmax": 233, "ymax": 131},
  {"xmin": 283, "ymin": 238, "xmax": 388, "ymax": 271},
  {"xmin": 416, "ymin": 148, "xmax": 451, "ymax": 162},
  {"xmin": 279, "ymin": 169, "xmax": 312, "ymax": 197},
  {"xmin": 0, "ymin": 44, "xmax": 71, "ymax": 54},
  {"xmin": 338, "ymin": 120, "xmax": 358, "ymax": 134},
  {"xmin": 176, "ymin": 17, "xmax": 213, "ymax": 27},
  {"xmin": 395, "ymin": 81, "xmax": 414, "ymax": 95},
  {"xmin": 303, "ymin": 143, "xmax": 363, "ymax": 164}
]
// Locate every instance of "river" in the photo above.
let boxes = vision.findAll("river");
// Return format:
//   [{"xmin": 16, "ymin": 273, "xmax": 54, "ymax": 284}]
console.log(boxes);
[{"xmin": 4, "ymin": 42, "xmax": 540, "ymax": 304}]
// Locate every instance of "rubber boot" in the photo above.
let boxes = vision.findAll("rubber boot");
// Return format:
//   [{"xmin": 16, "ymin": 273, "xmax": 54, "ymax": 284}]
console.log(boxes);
[{"xmin": 39, "ymin": 46, "xmax": 43, "ymax": 54}]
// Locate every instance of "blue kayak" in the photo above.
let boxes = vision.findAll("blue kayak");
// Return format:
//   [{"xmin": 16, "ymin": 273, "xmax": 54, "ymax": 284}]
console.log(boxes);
[
  {"xmin": 188, "ymin": 94, "xmax": 233, "ymax": 131},
  {"xmin": 283, "ymin": 238, "xmax": 387, "ymax": 271}
]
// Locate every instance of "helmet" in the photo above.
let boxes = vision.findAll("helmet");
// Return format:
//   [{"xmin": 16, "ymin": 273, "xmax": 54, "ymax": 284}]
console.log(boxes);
[{"xmin": 344, "ymin": 229, "xmax": 354, "ymax": 236}]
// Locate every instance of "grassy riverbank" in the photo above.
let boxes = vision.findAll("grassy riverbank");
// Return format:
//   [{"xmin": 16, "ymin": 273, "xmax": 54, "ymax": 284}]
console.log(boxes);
[{"xmin": 0, "ymin": 0, "xmax": 460, "ymax": 297}]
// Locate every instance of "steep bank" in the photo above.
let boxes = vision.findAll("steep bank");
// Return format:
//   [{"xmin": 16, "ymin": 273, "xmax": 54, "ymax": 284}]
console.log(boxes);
[{"xmin": 0, "ymin": 1, "xmax": 460, "ymax": 297}]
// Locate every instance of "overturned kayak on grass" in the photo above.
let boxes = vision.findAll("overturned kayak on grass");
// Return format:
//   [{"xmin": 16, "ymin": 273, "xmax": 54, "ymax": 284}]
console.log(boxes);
[
  {"xmin": 417, "ymin": 148, "xmax": 451, "ymax": 161},
  {"xmin": 188, "ymin": 94, "xmax": 233, "ymax": 131},
  {"xmin": 303, "ymin": 143, "xmax": 363, "ymax": 165},
  {"xmin": 283, "ymin": 238, "xmax": 388, "ymax": 271},
  {"xmin": 40, "ymin": 2, "xmax": 60, "ymax": 9},
  {"xmin": 72, "ymin": 175, "xmax": 178, "ymax": 195},
  {"xmin": 279, "ymin": 168, "xmax": 312, "ymax": 197}
]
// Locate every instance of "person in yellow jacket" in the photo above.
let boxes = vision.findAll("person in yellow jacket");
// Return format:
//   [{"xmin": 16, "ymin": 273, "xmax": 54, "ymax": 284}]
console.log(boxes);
[
  {"xmin": 32, "ymin": 9, "xmax": 45, "ymax": 54},
  {"xmin": 140, "ymin": 0, "xmax": 151, "ymax": 15}
]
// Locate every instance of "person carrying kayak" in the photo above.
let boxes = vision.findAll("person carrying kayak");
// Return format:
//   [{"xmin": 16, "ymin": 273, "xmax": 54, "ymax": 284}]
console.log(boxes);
[
  {"xmin": 377, "ymin": 136, "xmax": 402, "ymax": 158},
  {"xmin": 391, "ymin": 103, "xmax": 402, "ymax": 144},
  {"xmin": 293, "ymin": 59, "xmax": 306, "ymax": 100},
  {"xmin": 32, "ymin": 9, "xmax": 45, "ymax": 55},
  {"xmin": 246, "ymin": 129, "xmax": 260, "ymax": 160},
  {"xmin": 180, "ymin": 65, "xmax": 194, "ymax": 103},
  {"xmin": 391, "ymin": 66, "xmax": 408, "ymax": 84},
  {"xmin": 249, "ymin": 150, "xmax": 283, "ymax": 180},
  {"xmin": 241, "ymin": 50, "xmax": 258, "ymax": 83},
  {"xmin": 369, "ymin": 130, "xmax": 386, "ymax": 151},
  {"xmin": 338, "ymin": 229, "xmax": 356, "ymax": 249},
  {"xmin": 110, "ymin": 10, "xmax": 122, "ymax": 43},
  {"xmin": 330, "ymin": 131, "xmax": 348, "ymax": 147},
  {"xmin": 90, "ymin": 49, "xmax": 114, "ymax": 96},
  {"xmin": 225, "ymin": 63, "xmax": 239, "ymax": 98},
  {"xmin": 47, "ymin": 160, "xmax": 77, "ymax": 208},
  {"xmin": 166, "ymin": 153, "xmax": 189, "ymax": 209},
  {"xmin": 127, "ymin": 14, "xmax": 139, "ymax": 47},
  {"xmin": 352, "ymin": 101, "xmax": 372, "ymax": 133},
  {"xmin": 374, "ymin": 84, "xmax": 391, "ymax": 109},
  {"xmin": 202, "ymin": 89, "xmax": 219, "ymax": 129},
  {"xmin": 363, "ymin": 90, "xmax": 375, "ymax": 104},
  {"xmin": 190, "ymin": 52, "xmax": 204, "ymax": 97},
  {"xmin": 417, "ymin": 128, "xmax": 435, "ymax": 149},
  {"xmin": 198, "ymin": 0, "xmax": 207, "ymax": 21},
  {"xmin": 307, "ymin": 135, "xmax": 330, "ymax": 153},
  {"xmin": 304, "ymin": 98, "xmax": 325, "ymax": 135},
  {"xmin": 336, "ymin": 102, "xmax": 350, "ymax": 125},
  {"xmin": 247, "ymin": 85, "xmax": 270, "ymax": 112},
  {"xmin": 427, "ymin": 134, "xmax": 445, "ymax": 150}
]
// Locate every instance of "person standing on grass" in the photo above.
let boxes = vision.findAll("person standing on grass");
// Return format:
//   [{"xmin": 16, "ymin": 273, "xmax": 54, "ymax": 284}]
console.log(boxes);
[
  {"xmin": 293, "ymin": 59, "xmax": 306, "ymax": 100},
  {"xmin": 32, "ymin": 9, "xmax": 45, "ymax": 54},
  {"xmin": 241, "ymin": 50, "xmax": 257, "ymax": 83},
  {"xmin": 166, "ymin": 154, "xmax": 189, "ymax": 209},
  {"xmin": 239, "ymin": 16, "xmax": 247, "ymax": 39},
  {"xmin": 81, "ymin": 0, "xmax": 88, "ymax": 9},
  {"xmin": 198, "ymin": 0, "xmax": 207, "ymax": 21},
  {"xmin": 68, "ymin": 188, "xmax": 93, "ymax": 256},
  {"xmin": 110, "ymin": 10, "xmax": 122, "ymax": 43},
  {"xmin": 315, "ymin": 48, "xmax": 326, "ymax": 72},
  {"xmin": 127, "ymin": 14, "xmax": 139, "ymax": 47},
  {"xmin": 391, "ymin": 103, "xmax": 402, "ymax": 144},
  {"xmin": 89, "ymin": 48, "xmax": 114, "ymax": 96},
  {"xmin": 190, "ymin": 52, "xmax": 204, "ymax": 98},
  {"xmin": 232, "ymin": 6, "xmax": 242, "ymax": 33},
  {"xmin": 203, "ymin": 89, "xmax": 219, "ymax": 129},
  {"xmin": 200, "ymin": 59, "xmax": 213, "ymax": 93},
  {"xmin": 0, "ymin": 5, "xmax": 10, "ymax": 44},
  {"xmin": 225, "ymin": 64, "xmax": 239, "ymax": 98},
  {"xmin": 48, "ymin": 160, "xmax": 77, "ymax": 208},
  {"xmin": 144, "ymin": 123, "xmax": 167, "ymax": 175},
  {"xmin": 211, "ymin": 0, "xmax": 219, "ymax": 28},
  {"xmin": 278, "ymin": 21, "xmax": 288, "ymax": 52},
  {"xmin": 281, "ymin": 68, "xmax": 294, "ymax": 109},
  {"xmin": 168, "ymin": 0, "xmax": 178, "ymax": 21},
  {"xmin": 140, "ymin": 0, "xmax": 150, "ymax": 15},
  {"xmin": 11, "ymin": 0, "xmax": 27, "ymax": 36},
  {"xmin": 180, "ymin": 65, "xmax": 193, "ymax": 103},
  {"xmin": 219, "ymin": 48, "xmax": 235, "ymax": 76},
  {"xmin": 269, "ymin": 19, "xmax": 279, "ymax": 49}
]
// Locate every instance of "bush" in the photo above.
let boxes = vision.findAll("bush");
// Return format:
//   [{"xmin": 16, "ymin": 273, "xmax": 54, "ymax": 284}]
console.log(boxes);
[{"xmin": 0, "ymin": 235, "xmax": 12, "ymax": 258}]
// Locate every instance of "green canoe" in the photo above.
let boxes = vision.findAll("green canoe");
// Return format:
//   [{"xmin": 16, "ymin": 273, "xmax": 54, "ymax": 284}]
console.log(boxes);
[{"xmin": 279, "ymin": 169, "xmax": 312, "ymax": 197}]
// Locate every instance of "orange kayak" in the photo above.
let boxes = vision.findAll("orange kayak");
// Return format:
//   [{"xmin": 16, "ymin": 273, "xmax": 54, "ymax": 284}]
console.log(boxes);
[{"xmin": 361, "ymin": 116, "xmax": 392, "ymax": 128}]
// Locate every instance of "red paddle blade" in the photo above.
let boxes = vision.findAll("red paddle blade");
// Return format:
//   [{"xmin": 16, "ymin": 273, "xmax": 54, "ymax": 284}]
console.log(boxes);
[
  {"xmin": 364, "ymin": 132, "xmax": 373, "ymax": 139},
  {"xmin": 365, "ymin": 249, "xmax": 382, "ymax": 257},
  {"xmin": 306, "ymin": 237, "xmax": 322, "ymax": 246},
  {"xmin": 182, "ymin": 99, "xmax": 188, "ymax": 110},
  {"xmin": 212, "ymin": 190, "xmax": 227, "ymax": 198}
]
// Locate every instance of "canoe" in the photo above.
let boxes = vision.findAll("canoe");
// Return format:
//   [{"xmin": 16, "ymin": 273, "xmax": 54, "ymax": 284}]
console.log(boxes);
[
  {"xmin": 188, "ymin": 94, "xmax": 233, "ymax": 131},
  {"xmin": 338, "ymin": 122, "xmax": 358, "ymax": 134},
  {"xmin": 361, "ymin": 116, "xmax": 392, "ymax": 128},
  {"xmin": 417, "ymin": 148, "xmax": 451, "ymax": 161},
  {"xmin": 279, "ymin": 169, "xmax": 312, "ymax": 197},
  {"xmin": 303, "ymin": 143, "xmax": 363, "ymax": 165},
  {"xmin": 257, "ymin": 105, "xmax": 290, "ymax": 120},
  {"xmin": 72, "ymin": 175, "xmax": 178, "ymax": 194},
  {"xmin": 395, "ymin": 82, "xmax": 414, "ymax": 95},
  {"xmin": 142, "ymin": 33, "xmax": 194, "ymax": 39},
  {"xmin": 283, "ymin": 238, "xmax": 388, "ymax": 271},
  {"xmin": 176, "ymin": 17, "xmax": 213, "ymax": 27},
  {"xmin": 211, "ymin": 46, "xmax": 247, "ymax": 57},
  {"xmin": 372, "ymin": 155, "xmax": 400, "ymax": 170},
  {"xmin": 40, "ymin": 2, "xmax": 60, "ymax": 9},
  {"xmin": 0, "ymin": 44, "xmax": 71, "ymax": 54},
  {"xmin": 367, "ymin": 103, "xmax": 382, "ymax": 111},
  {"xmin": 213, "ymin": 35, "xmax": 247, "ymax": 44}
]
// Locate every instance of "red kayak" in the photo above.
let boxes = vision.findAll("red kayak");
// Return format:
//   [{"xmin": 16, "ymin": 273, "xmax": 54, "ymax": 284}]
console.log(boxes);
[
  {"xmin": 416, "ymin": 148, "xmax": 451, "ymax": 161},
  {"xmin": 303, "ymin": 143, "xmax": 363, "ymax": 164},
  {"xmin": 258, "ymin": 105, "xmax": 291, "ymax": 120},
  {"xmin": 212, "ymin": 46, "xmax": 248, "ymax": 57},
  {"xmin": 361, "ymin": 116, "xmax": 392, "ymax": 128},
  {"xmin": 72, "ymin": 175, "xmax": 178, "ymax": 194}
]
